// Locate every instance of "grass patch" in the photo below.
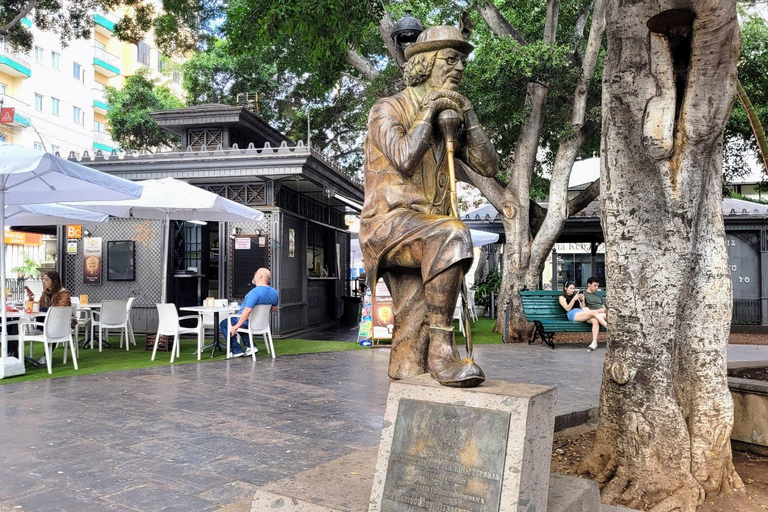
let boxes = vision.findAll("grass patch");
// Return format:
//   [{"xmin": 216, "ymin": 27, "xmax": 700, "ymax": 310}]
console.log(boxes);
[
  {"xmin": 1, "ymin": 335, "xmax": 363, "ymax": 385},
  {"xmin": 367, "ymin": 317, "xmax": 503, "ymax": 347}
]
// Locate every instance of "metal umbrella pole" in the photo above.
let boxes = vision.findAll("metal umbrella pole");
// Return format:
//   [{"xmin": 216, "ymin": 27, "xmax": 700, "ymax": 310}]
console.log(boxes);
[{"xmin": 438, "ymin": 109, "xmax": 475, "ymax": 359}]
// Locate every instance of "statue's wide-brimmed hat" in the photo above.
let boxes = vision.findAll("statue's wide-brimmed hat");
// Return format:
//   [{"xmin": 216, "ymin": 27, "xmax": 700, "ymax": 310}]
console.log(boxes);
[{"xmin": 404, "ymin": 25, "xmax": 474, "ymax": 60}]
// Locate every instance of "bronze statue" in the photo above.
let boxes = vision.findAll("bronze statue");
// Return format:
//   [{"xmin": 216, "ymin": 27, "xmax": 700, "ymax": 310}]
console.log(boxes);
[{"xmin": 360, "ymin": 25, "xmax": 499, "ymax": 387}]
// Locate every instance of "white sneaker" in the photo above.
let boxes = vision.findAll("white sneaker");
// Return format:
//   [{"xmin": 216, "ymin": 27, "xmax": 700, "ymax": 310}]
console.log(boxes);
[
  {"xmin": 229, "ymin": 351, "xmax": 244, "ymax": 358},
  {"xmin": 244, "ymin": 347, "xmax": 257, "ymax": 357},
  {"xmin": 588, "ymin": 341, "xmax": 598, "ymax": 351}
]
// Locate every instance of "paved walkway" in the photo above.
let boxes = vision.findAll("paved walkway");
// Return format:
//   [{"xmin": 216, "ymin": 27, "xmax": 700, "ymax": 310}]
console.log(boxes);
[{"xmin": 0, "ymin": 343, "xmax": 766, "ymax": 511}]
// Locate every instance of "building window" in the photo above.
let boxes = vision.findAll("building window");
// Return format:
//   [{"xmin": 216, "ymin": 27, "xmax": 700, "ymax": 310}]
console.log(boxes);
[
  {"xmin": 0, "ymin": 134, "xmax": 6, "ymax": 142},
  {"xmin": 34, "ymin": 93, "xmax": 43, "ymax": 111},
  {"xmin": 34, "ymin": 142, "xmax": 43, "ymax": 151},
  {"xmin": 51, "ymin": 144, "xmax": 60, "ymax": 155},
  {"xmin": 51, "ymin": 97, "xmax": 59, "ymax": 115},
  {"xmin": 94, "ymin": 120, "xmax": 105, "ymax": 133},
  {"xmin": 0, "ymin": 83, "xmax": 6, "ymax": 95},
  {"xmin": 34, "ymin": 46, "xmax": 43, "ymax": 63},
  {"xmin": 137, "ymin": 42, "xmax": 150, "ymax": 66},
  {"xmin": 73, "ymin": 106, "xmax": 83, "ymax": 125},
  {"xmin": 51, "ymin": 51, "xmax": 60, "ymax": 69},
  {"xmin": 73, "ymin": 62, "xmax": 82, "ymax": 81}
]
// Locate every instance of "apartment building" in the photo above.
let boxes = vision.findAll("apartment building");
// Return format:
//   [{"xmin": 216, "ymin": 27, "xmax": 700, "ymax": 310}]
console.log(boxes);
[{"xmin": 0, "ymin": 11, "xmax": 184, "ymax": 156}]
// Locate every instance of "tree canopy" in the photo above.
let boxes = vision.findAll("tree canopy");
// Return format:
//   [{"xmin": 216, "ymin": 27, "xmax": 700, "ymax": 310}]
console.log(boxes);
[
  {"xmin": 105, "ymin": 68, "xmax": 183, "ymax": 151},
  {"xmin": 0, "ymin": 0, "xmax": 223, "ymax": 54}
]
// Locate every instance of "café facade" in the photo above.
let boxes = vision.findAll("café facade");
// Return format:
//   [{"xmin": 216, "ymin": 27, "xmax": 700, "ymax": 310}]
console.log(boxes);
[
  {"xmin": 462, "ymin": 197, "xmax": 768, "ymax": 328},
  {"xmin": 61, "ymin": 104, "xmax": 364, "ymax": 336}
]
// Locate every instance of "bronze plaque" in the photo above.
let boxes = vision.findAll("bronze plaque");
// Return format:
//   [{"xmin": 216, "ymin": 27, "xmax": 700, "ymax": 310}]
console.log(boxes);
[{"xmin": 381, "ymin": 399, "xmax": 510, "ymax": 512}]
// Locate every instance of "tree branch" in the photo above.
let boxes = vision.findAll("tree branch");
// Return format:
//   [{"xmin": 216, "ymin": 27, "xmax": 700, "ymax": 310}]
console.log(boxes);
[
  {"xmin": 345, "ymin": 49, "xmax": 378, "ymax": 82},
  {"xmin": 475, "ymin": 1, "xmax": 527, "ymax": 45},
  {"xmin": 567, "ymin": 178, "xmax": 600, "ymax": 216},
  {"xmin": 455, "ymin": 159, "xmax": 507, "ymax": 211},
  {"xmin": 0, "ymin": 0, "xmax": 43, "ymax": 35},
  {"xmin": 378, "ymin": 11, "xmax": 406, "ymax": 67},
  {"xmin": 529, "ymin": 0, "xmax": 605, "ymax": 267}
]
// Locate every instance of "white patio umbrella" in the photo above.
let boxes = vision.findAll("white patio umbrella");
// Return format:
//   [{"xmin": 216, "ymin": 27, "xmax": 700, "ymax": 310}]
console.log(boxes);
[
  {"xmin": 0, "ymin": 143, "xmax": 143, "ymax": 379},
  {"xmin": 5, "ymin": 204, "xmax": 110, "ymax": 226},
  {"xmin": 68, "ymin": 177, "xmax": 264, "ymax": 302},
  {"xmin": 350, "ymin": 228, "xmax": 500, "ymax": 257}
]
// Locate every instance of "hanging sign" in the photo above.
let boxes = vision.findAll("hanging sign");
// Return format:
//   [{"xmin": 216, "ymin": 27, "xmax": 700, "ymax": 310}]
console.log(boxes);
[
  {"xmin": 83, "ymin": 237, "xmax": 103, "ymax": 285},
  {"xmin": 234, "ymin": 238, "xmax": 250, "ymax": 250},
  {"xmin": 67, "ymin": 241, "xmax": 78, "ymax": 254},
  {"xmin": 0, "ymin": 108, "xmax": 15, "ymax": 124}
]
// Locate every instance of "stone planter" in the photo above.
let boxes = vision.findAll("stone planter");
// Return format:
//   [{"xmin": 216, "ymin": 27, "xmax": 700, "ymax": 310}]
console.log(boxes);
[{"xmin": 728, "ymin": 361, "xmax": 768, "ymax": 456}]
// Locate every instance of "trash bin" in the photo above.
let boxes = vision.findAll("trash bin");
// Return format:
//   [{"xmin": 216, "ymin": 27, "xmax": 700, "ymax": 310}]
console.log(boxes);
[{"xmin": 341, "ymin": 296, "xmax": 362, "ymax": 324}]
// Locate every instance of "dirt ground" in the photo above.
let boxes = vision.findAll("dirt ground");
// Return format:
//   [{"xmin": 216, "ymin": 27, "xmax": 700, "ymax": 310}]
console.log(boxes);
[
  {"xmin": 551, "ymin": 426, "xmax": 768, "ymax": 511},
  {"xmin": 551, "ymin": 331, "xmax": 768, "ymax": 346}
]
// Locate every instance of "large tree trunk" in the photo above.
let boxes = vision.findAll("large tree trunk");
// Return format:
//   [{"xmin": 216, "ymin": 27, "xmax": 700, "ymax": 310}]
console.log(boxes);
[{"xmin": 579, "ymin": 1, "xmax": 743, "ymax": 510}]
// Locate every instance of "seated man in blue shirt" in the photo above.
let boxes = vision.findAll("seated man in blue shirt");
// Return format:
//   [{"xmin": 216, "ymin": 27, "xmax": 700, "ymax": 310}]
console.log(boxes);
[{"xmin": 221, "ymin": 268, "xmax": 279, "ymax": 357}]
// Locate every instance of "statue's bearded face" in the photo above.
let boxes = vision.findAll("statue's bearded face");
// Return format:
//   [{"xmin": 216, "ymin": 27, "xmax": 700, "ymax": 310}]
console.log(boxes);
[{"xmin": 426, "ymin": 48, "xmax": 468, "ymax": 91}]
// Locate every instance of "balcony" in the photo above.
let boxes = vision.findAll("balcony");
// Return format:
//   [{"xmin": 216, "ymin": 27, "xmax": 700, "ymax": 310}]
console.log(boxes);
[
  {"xmin": 93, "ymin": 130, "xmax": 118, "ymax": 153},
  {"xmin": 92, "ymin": 13, "xmax": 116, "ymax": 35},
  {"xmin": 0, "ymin": 43, "xmax": 31, "ymax": 78},
  {"xmin": 0, "ymin": 94, "xmax": 32, "ymax": 128},
  {"xmin": 93, "ymin": 47, "xmax": 120, "ymax": 77},
  {"xmin": 92, "ymin": 86, "xmax": 109, "ymax": 113}
]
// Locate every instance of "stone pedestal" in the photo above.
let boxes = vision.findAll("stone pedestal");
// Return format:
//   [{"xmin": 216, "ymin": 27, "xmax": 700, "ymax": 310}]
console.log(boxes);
[{"xmin": 368, "ymin": 374, "xmax": 556, "ymax": 512}]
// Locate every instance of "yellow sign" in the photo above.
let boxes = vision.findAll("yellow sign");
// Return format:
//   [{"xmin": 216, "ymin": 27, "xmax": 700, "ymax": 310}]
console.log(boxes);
[
  {"xmin": 4, "ymin": 232, "xmax": 43, "ymax": 245},
  {"xmin": 67, "ymin": 225, "xmax": 82, "ymax": 239}
]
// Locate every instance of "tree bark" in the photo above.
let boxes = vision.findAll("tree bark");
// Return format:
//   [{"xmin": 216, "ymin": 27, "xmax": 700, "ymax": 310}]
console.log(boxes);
[
  {"xmin": 345, "ymin": 48, "xmax": 379, "ymax": 81},
  {"xmin": 579, "ymin": 1, "xmax": 744, "ymax": 509},
  {"xmin": 475, "ymin": 1, "xmax": 528, "ymax": 45}
]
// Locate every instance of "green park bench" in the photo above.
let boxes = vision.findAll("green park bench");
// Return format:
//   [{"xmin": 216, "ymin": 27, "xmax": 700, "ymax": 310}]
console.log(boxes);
[{"xmin": 520, "ymin": 290, "xmax": 606, "ymax": 349}]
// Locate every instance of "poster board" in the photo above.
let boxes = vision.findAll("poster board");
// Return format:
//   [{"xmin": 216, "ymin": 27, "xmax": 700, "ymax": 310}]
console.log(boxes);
[
  {"xmin": 83, "ymin": 237, "xmax": 102, "ymax": 285},
  {"xmin": 231, "ymin": 235, "xmax": 268, "ymax": 298},
  {"xmin": 372, "ymin": 279, "xmax": 393, "ymax": 341},
  {"xmin": 107, "ymin": 241, "xmax": 135, "ymax": 281}
]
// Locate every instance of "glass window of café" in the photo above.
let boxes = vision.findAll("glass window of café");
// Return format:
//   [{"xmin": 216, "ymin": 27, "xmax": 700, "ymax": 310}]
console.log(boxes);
[
  {"xmin": 307, "ymin": 224, "xmax": 337, "ymax": 277},
  {"xmin": 556, "ymin": 253, "xmax": 605, "ymax": 288}
]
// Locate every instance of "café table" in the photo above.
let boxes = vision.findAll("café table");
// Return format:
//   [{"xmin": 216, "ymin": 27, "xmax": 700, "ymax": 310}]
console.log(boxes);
[
  {"xmin": 179, "ymin": 305, "xmax": 238, "ymax": 357},
  {"xmin": 5, "ymin": 309, "xmax": 47, "ymax": 367},
  {"xmin": 76, "ymin": 304, "xmax": 110, "ymax": 349}
]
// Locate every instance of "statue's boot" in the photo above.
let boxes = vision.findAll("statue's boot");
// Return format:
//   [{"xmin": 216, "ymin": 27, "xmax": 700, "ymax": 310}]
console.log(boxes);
[{"xmin": 427, "ymin": 326, "xmax": 485, "ymax": 387}]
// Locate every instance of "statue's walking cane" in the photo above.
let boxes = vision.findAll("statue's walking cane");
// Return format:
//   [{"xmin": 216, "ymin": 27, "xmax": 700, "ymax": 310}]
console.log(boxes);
[{"xmin": 438, "ymin": 109, "xmax": 475, "ymax": 359}]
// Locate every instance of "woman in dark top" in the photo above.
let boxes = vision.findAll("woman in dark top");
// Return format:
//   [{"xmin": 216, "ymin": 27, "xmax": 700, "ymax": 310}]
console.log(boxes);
[{"xmin": 559, "ymin": 281, "xmax": 606, "ymax": 352}]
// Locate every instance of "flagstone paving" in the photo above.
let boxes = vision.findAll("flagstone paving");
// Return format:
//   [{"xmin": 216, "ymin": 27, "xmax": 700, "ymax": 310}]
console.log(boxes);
[{"xmin": 1, "ymin": 343, "xmax": 766, "ymax": 511}]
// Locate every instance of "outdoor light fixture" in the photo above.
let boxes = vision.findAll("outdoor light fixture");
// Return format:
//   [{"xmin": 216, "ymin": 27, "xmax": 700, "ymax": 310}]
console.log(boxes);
[
  {"xmin": 187, "ymin": 220, "xmax": 207, "ymax": 225},
  {"xmin": 391, "ymin": 10, "xmax": 424, "ymax": 49}
]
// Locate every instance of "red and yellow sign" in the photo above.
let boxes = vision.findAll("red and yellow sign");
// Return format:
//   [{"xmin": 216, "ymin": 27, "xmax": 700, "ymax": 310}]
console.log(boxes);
[
  {"xmin": 0, "ymin": 107, "xmax": 15, "ymax": 124},
  {"xmin": 67, "ymin": 225, "xmax": 82, "ymax": 239},
  {"xmin": 4, "ymin": 232, "xmax": 43, "ymax": 245}
]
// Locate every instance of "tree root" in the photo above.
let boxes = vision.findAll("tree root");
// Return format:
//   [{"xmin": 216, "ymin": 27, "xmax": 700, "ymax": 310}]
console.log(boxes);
[{"xmin": 600, "ymin": 469, "xmax": 705, "ymax": 512}]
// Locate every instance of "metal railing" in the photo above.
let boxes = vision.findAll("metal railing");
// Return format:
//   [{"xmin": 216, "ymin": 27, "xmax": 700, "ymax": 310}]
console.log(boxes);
[
  {"xmin": 92, "ymin": 130, "xmax": 116, "ymax": 144},
  {"xmin": 0, "ymin": 42, "xmax": 31, "ymax": 69},
  {"xmin": 4, "ymin": 279, "xmax": 27, "ymax": 302},
  {"xmin": 93, "ymin": 46, "xmax": 119, "ymax": 66}
]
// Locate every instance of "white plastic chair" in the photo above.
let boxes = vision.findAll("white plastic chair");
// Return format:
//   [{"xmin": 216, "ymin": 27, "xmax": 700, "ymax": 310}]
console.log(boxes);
[
  {"xmin": 71, "ymin": 297, "xmax": 91, "ymax": 349},
  {"xmin": 121, "ymin": 297, "xmax": 136, "ymax": 348},
  {"xmin": 154, "ymin": 303, "xmax": 204, "ymax": 363},
  {"xmin": 467, "ymin": 289, "xmax": 478, "ymax": 322},
  {"xmin": 92, "ymin": 300, "xmax": 129, "ymax": 352},
  {"xmin": 453, "ymin": 299, "xmax": 465, "ymax": 336},
  {"xmin": 21, "ymin": 306, "xmax": 79, "ymax": 374},
  {"xmin": 230, "ymin": 304, "xmax": 274, "ymax": 360}
]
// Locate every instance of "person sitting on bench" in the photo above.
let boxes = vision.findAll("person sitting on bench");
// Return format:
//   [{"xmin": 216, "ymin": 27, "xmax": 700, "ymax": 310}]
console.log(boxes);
[{"xmin": 559, "ymin": 281, "xmax": 606, "ymax": 352}]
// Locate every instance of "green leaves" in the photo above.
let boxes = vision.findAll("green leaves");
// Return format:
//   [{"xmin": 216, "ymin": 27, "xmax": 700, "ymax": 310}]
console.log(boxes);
[{"xmin": 106, "ymin": 68, "xmax": 183, "ymax": 151}]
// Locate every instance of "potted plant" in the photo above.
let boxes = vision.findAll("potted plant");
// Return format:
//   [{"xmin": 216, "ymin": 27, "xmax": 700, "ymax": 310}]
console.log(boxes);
[
  {"xmin": 473, "ymin": 271, "xmax": 501, "ymax": 317},
  {"xmin": 11, "ymin": 252, "xmax": 42, "ymax": 280}
]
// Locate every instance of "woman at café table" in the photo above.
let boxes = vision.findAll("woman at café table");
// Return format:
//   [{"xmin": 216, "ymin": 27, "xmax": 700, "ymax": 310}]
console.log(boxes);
[{"xmin": 25, "ymin": 271, "xmax": 71, "ymax": 365}]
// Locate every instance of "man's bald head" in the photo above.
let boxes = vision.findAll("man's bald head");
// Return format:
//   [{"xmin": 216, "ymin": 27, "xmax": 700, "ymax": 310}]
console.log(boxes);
[{"xmin": 254, "ymin": 268, "xmax": 272, "ymax": 285}]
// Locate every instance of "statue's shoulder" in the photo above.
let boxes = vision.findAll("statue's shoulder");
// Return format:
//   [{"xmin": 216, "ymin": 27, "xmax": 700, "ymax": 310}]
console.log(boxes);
[{"xmin": 370, "ymin": 90, "xmax": 412, "ymax": 119}]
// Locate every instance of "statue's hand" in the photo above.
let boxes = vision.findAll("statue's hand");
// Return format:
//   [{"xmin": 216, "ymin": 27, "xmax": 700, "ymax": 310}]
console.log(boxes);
[
  {"xmin": 421, "ymin": 91, "xmax": 462, "ymax": 115},
  {"xmin": 427, "ymin": 89, "xmax": 473, "ymax": 113}
]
